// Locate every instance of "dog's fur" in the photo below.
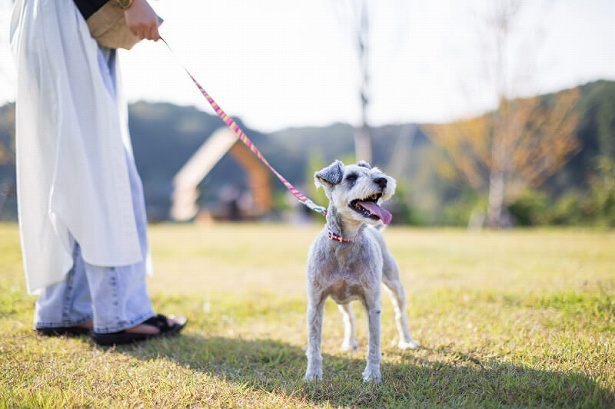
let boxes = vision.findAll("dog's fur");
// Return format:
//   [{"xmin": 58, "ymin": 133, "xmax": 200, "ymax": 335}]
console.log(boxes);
[{"xmin": 304, "ymin": 160, "xmax": 419, "ymax": 383}]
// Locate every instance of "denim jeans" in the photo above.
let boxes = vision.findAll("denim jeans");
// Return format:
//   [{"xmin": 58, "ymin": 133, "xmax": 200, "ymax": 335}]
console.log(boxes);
[
  {"xmin": 34, "ymin": 47, "xmax": 155, "ymax": 334},
  {"xmin": 34, "ymin": 242, "xmax": 155, "ymax": 333}
]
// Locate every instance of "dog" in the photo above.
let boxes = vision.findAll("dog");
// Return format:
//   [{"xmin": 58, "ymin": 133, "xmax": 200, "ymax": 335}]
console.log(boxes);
[{"xmin": 303, "ymin": 160, "xmax": 419, "ymax": 383}]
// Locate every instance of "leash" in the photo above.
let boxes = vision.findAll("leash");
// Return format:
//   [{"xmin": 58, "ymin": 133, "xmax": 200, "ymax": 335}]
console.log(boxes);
[{"xmin": 160, "ymin": 38, "xmax": 327, "ymax": 216}]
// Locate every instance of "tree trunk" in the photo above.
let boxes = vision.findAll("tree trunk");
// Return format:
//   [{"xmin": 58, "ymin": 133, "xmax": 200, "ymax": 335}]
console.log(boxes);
[
  {"xmin": 354, "ymin": 124, "xmax": 372, "ymax": 163},
  {"xmin": 487, "ymin": 169, "xmax": 505, "ymax": 228},
  {"xmin": 354, "ymin": 0, "xmax": 372, "ymax": 163}
]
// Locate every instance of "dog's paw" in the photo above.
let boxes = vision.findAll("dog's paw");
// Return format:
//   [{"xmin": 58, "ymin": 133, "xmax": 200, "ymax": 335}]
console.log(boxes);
[
  {"xmin": 362, "ymin": 368, "xmax": 382, "ymax": 383},
  {"xmin": 303, "ymin": 371, "xmax": 323, "ymax": 382},
  {"xmin": 341, "ymin": 340, "xmax": 358, "ymax": 351},
  {"xmin": 398, "ymin": 339, "xmax": 420, "ymax": 349}
]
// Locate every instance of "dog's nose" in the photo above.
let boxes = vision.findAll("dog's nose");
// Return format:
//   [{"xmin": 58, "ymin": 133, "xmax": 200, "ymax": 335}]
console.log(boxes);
[{"xmin": 374, "ymin": 177, "xmax": 387, "ymax": 188}]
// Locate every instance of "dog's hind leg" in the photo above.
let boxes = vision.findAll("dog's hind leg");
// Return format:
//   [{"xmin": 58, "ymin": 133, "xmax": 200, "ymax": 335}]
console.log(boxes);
[
  {"xmin": 383, "ymin": 277, "xmax": 420, "ymax": 349},
  {"xmin": 362, "ymin": 293, "xmax": 382, "ymax": 382},
  {"xmin": 338, "ymin": 303, "xmax": 358, "ymax": 351},
  {"xmin": 304, "ymin": 296, "xmax": 326, "ymax": 381}
]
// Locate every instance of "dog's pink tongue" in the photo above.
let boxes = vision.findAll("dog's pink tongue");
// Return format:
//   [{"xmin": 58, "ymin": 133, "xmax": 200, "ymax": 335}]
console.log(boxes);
[{"xmin": 359, "ymin": 201, "xmax": 393, "ymax": 224}]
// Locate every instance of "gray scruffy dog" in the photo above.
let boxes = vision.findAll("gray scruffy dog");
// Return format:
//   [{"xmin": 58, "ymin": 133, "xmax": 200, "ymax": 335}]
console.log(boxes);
[{"xmin": 304, "ymin": 160, "xmax": 419, "ymax": 383}]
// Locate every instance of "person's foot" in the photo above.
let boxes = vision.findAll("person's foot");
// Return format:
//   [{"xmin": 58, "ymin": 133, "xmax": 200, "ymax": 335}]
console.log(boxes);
[
  {"xmin": 91, "ymin": 314, "xmax": 187, "ymax": 346},
  {"xmin": 125, "ymin": 315, "xmax": 185, "ymax": 334}
]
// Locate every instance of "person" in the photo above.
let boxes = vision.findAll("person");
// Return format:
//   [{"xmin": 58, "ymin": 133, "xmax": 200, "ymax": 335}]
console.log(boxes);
[{"xmin": 10, "ymin": 0, "xmax": 187, "ymax": 346}]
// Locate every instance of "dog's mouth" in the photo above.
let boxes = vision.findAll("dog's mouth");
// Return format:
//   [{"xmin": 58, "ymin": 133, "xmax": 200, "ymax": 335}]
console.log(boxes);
[{"xmin": 350, "ymin": 193, "xmax": 393, "ymax": 225}]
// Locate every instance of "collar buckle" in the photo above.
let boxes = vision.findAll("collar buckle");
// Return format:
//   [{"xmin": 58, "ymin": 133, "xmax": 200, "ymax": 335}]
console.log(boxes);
[{"xmin": 328, "ymin": 231, "xmax": 353, "ymax": 243}]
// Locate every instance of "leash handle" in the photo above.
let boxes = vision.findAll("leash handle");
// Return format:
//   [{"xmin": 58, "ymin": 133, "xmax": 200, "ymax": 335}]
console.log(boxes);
[{"xmin": 160, "ymin": 38, "xmax": 327, "ymax": 216}]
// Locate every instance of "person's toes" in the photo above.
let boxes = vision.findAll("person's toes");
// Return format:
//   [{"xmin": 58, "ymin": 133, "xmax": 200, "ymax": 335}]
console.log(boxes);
[
  {"xmin": 124, "ymin": 315, "xmax": 187, "ymax": 335},
  {"xmin": 168, "ymin": 315, "xmax": 187, "ymax": 327},
  {"xmin": 125, "ymin": 323, "xmax": 160, "ymax": 335}
]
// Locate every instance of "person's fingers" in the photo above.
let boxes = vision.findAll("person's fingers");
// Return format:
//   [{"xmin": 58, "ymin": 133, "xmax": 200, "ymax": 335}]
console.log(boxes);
[{"xmin": 149, "ymin": 25, "xmax": 160, "ymax": 41}]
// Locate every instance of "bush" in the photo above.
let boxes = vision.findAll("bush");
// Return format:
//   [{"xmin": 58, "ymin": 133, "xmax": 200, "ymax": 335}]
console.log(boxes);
[
  {"xmin": 443, "ymin": 192, "xmax": 486, "ymax": 227},
  {"xmin": 588, "ymin": 156, "xmax": 615, "ymax": 227},
  {"xmin": 508, "ymin": 190, "xmax": 552, "ymax": 226},
  {"xmin": 551, "ymin": 192, "xmax": 587, "ymax": 225},
  {"xmin": 507, "ymin": 157, "xmax": 615, "ymax": 227}
]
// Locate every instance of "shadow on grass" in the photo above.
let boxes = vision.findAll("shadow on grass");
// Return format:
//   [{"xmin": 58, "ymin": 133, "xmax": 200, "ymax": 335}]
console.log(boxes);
[{"xmin": 115, "ymin": 334, "xmax": 614, "ymax": 408}]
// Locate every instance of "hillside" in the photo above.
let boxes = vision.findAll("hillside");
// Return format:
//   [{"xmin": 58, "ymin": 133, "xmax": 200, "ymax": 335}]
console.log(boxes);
[{"xmin": 0, "ymin": 80, "xmax": 613, "ymax": 224}]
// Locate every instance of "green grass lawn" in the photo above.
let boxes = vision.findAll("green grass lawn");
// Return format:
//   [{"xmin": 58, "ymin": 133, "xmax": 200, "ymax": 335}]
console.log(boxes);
[{"xmin": 1, "ymin": 223, "xmax": 613, "ymax": 408}]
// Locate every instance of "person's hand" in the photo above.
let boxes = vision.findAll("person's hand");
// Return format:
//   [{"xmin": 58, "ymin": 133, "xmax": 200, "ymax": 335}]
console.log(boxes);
[{"xmin": 123, "ymin": 0, "xmax": 160, "ymax": 41}]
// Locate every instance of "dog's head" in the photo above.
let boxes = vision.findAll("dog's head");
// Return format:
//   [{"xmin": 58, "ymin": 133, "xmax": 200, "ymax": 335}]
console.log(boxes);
[{"xmin": 315, "ymin": 160, "xmax": 397, "ymax": 225}]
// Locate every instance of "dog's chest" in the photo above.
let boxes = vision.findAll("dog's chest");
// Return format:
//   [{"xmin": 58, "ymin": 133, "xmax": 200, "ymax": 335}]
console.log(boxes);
[
  {"xmin": 327, "ymin": 274, "xmax": 364, "ymax": 304},
  {"xmin": 318, "ymin": 245, "xmax": 381, "ymax": 304},
  {"xmin": 307, "ymin": 230, "xmax": 384, "ymax": 303}
]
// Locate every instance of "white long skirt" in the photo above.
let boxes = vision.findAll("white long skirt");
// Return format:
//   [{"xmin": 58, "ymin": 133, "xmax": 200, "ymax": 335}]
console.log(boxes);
[{"xmin": 10, "ymin": 0, "xmax": 150, "ymax": 294}]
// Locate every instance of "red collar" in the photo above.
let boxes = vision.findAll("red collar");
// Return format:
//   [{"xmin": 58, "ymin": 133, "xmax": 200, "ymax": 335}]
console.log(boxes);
[{"xmin": 327, "ymin": 231, "xmax": 355, "ymax": 243}]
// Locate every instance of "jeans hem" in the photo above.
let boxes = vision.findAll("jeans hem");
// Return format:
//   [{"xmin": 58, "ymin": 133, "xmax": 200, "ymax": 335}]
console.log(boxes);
[{"xmin": 35, "ymin": 315, "xmax": 93, "ymax": 329}]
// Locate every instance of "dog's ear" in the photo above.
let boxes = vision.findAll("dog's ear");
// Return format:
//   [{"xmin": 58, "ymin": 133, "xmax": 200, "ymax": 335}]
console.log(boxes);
[
  {"xmin": 314, "ymin": 160, "xmax": 344, "ymax": 188},
  {"xmin": 357, "ymin": 160, "xmax": 372, "ymax": 169}
]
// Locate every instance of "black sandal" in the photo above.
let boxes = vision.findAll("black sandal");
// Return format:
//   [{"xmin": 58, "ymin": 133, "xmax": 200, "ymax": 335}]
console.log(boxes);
[{"xmin": 91, "ymin": 314, "xmax": 187, "ymax": 346}]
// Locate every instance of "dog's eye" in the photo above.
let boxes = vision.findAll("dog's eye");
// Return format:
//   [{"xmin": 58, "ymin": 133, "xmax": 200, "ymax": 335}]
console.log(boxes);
[{"xmin": 345, "ymin": 173, "xmax": 358, "ymax": 182}]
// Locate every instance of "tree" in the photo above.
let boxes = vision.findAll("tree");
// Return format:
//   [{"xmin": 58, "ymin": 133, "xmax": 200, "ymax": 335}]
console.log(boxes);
[
  {"xmin": 426, "ymin": 0, "xmax": 581, "ymax": 228},
  {"xmin": 0, "ymin": 101, "xmax": 16, "ymax": 166},
  {"xmin": 334, "ymin": 0, "xmax": 373, "ymax": 163},
  {"xmin": 426, "ymin": 87, "xmax": 580, "ymax": 227},
  {"xmin": 333, "ymin": 0, "xmax": 409, "ymax": 164}
]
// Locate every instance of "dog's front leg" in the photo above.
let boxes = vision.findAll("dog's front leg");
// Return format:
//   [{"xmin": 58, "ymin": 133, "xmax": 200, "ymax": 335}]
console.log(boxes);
[
  {"xmin": 362, "ymin": 293, "xmax": 382, "ymax": 382},
  {"xmin": 304, "ymin": 296, "xmax": 326, "ymax": 381}
]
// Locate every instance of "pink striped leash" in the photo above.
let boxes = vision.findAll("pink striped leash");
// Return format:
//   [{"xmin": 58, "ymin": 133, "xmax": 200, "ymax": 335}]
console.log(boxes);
[{"xmin": 161, "ymin": 38, "xmax": 327, "ymax": 216}]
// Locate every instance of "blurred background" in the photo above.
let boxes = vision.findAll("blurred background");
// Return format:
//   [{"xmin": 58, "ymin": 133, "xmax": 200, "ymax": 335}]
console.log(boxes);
[{"xmin": 1, "ymin": 0, "xmax": 614, "ymax": 228}]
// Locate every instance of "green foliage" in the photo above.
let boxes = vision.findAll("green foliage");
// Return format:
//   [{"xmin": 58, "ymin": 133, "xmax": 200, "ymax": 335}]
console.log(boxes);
[
  {"xmin": 508, "ymin": 189, "xmax": 552, "ymax": 226},
  {"xmin": 0, "ymin": 103, "xmax": 15, "ymax": 165},
  {"xmin": 300, "ymin": 153, "xmax": 329, "ymax": 221},
  {"xmin": 588, "ymin": 156, "xmax": 615, "ymax": 227},
  {"xmin": 581, "ymin": 81, "xmax": 615, "ymax": 157},
  {"xmin": 442, "ymin": 191, "xmax": 486, "ymax": 227},
  {"xmin": 551, "ymin": 192, "xmax": 588, "ymax": 225},
  {"xmin": 508, "ymin": 157, "xmax": 615, "ymax": 227},
  {"xmin": 385, "ymin": 180, "xmax": 424, "ymax": 226}
]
